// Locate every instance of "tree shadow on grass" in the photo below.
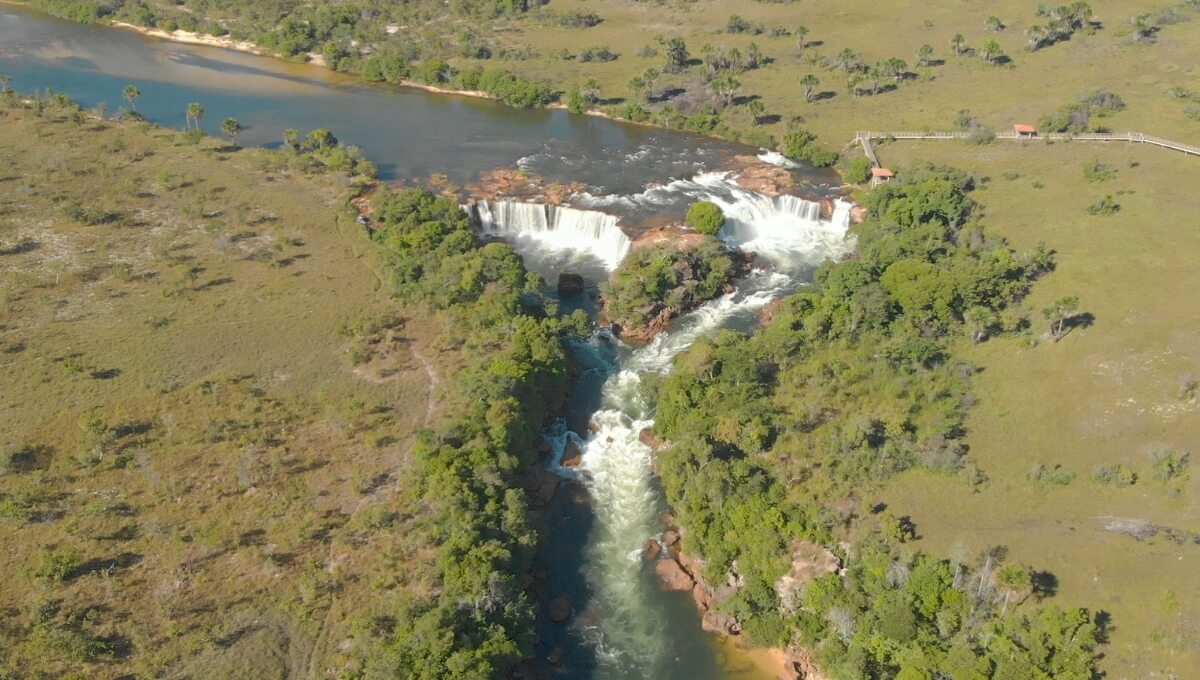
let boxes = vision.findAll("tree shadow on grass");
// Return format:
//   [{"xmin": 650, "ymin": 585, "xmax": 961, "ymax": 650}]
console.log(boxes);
[
  {"xmin": 67, "ymin": 552, "xmax": 143, "ymax": 581},
  {"xmin": 1032, "ymin": 570, "xmax": 1059, "ymax": 599}
]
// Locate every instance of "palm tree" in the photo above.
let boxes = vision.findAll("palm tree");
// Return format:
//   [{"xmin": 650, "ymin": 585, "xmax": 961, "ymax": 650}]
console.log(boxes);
[
  {"xmin": 221, "ymin": 117, "xmax": 242, "ymax": 147},
  {"xmin": 917, "ymin": 44, "xmax": 934, "ymax": 67},
  {"xmin": 628, "ymin": 75, "xmax": 645, "ymax": 102},
  {"xmin": 836, "ymin": 48, "xmax": 859, "ymax": 71},
  {"xmin": 1025, "ymin": 25, "xmax": 1048, "ymax": 51},
  {"xmin": 747, "ymin": 99, "xmax": 765, "ymax": 125},
  {"xmin": 800, "ymin": 74, "xmax": 820, "ymax": 102},
  {"xmin": 964, "ymin": 306, "xmax": 996, "ymax": 344},
  {"xmin": 985, "ymin": 16, "xmax": 1005, "ymax": 32},
  {"xmin": 185, "ymin": 102, "xmax": 204, "ymax": 130},
  {"xmin": 708, "ymin": 72, "xmax": 740, "ymax": 108},
  {"xmin": 284, "ymin": 128, "xmax": 299, "ymax": 150},
  {"xmin": 123, "ymin": 84, "xmax": 140, "ymax": 111},
  {"xmin": 1130, "ymin": 13, "xmax": 1156, "ymax": 43},
  {"xmin": 795, "ymin": 25, "xmax": 810, "ymax": 49},
  {"xmin": 980, "ymin": 39, "xmax": 1003, "ymax": 64},
  {"xmin": 1042, "ymin": 295, "xmax": 1080, "ymax": 341},
  {"xmin": 642, "ymin": 67, "xmax": 660, "ymax": 101},
  {"xmin": 0, "ymin": 74, "xmax": 11, "ymax": 93},
  {"xmin": 995, "ymin": 564, "xmax": 1032, "ymax": 615},
  {"xmin": 951, "ymin": 34, "xmax": 966, "ymax": 57}
]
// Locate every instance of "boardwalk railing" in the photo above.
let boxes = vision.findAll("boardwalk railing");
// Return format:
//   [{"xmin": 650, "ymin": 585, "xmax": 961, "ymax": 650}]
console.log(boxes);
[{"xmin": 855, "ymin": 130, "xmax": 1200, "ymax": 166}]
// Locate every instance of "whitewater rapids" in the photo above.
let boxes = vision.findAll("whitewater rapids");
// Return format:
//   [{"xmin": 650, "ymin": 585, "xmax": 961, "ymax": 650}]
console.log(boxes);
[{"xmin": 540, "ymin": 171, "xmax": 854, "ymax": 678}]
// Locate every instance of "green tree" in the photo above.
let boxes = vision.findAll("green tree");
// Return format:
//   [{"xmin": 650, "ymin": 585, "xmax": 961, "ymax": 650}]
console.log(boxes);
[
  {"xmin": 1042, "ymin": 295, "xmax": 1079, "ymax": 342},
  {"xmin": 122, "ymin": 84, "xmax": 140, "ymax": 111},
  {"xmin": 996, "ymin": 564, "xmax": 1032, "ymax": 615},
  {"xmin": 835, "ymin": 48, "xmax": 860, "ymax": 71},
  {"xmin": 221, "ymin": 117, "xmax": 243, "ymax": 147},
  {"xmin": 661, "ymin": 36, "xmax": 689, "ymax": 72},
  {"xmin": 917, "ymin": 44, "xmax": 935, "ymax": 67},
  {"xmin": 964, "ymin": 306, "xmax": 997, "ymax": 344},
  {"xmin": 1130, "ymin": 13, "xmax": 1156, "ymax": 43},
  {"xmin": 801, "ymin": 73, "xmax": 820, "ymax": 102},
  {"xmin": 628, "ymin": 75, "xmax": 645, "ymax": 102},
  {"xmin": 304, "ymin": 128, "xmax": 338, "ymax": 150},
  {"xmin": 795, "ymin": 25, "xmax": 810, "ymax": 48},
  {"xmin": 985, "ymin": 16, "xmax": 1006, "ymax": 32},
  {"xmin": 951, "ymin": 33, "xmax": 966, "ymax": 56},
  {"xmin": 284, "ymin": 128, "xmax": 299, "ymax": 150},
  {"xmin": 747, "ymin": 99, "xmax": 765, "ymax": 125},
  {"xmin": 708, "ymin": 72, "xmax": 741, "ymax": 108},
  {"xmin": 980, "ymin": 39, "xmax": 1004, "ymax": 64},
  {"xmin": 185, "ymin": 102, "xmax": 204, "ymax": 130},
  {"xmin": 686, "ymin": 200, "xmax": 725, "ymax": 235},
  {"xmin": 642, "ymin": 67, "xmax": 661, "ymax": 101},
  {"xmin": 843, "ymin": 156, "xmax": 873, "ymax": 184}
]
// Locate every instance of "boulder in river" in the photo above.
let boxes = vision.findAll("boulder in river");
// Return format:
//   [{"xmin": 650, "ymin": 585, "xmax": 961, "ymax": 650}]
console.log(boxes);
[
  {"xmin": 561, "ymin": 439, "xmax": 583, "ymax": 468},
  {"xmin": 643, "ymin": 539, "xmax": 663, "ymax": 562},
  {"xmin": 663, "ymin": 529, "xmax": 680, "ymax": 546},
  {"xmin": 701, "ymin": 610, "xmax": 742, "ymax": 636},
  {"xmin": 557, "ymin": 272, "xmax": 585, "ymax": 297},
  {"xmin": 548, "ymin": 595, "xmax": 573, "ymax": 623},
  {"xmin": 654, "ymin": 558, "xmax": 694, "ymax": 591}
]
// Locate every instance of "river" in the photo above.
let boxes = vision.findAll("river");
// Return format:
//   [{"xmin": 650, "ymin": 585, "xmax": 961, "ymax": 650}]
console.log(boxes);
[{"xmin": 0, "ymin": 5, "xmax": 853, "ymax": 678}]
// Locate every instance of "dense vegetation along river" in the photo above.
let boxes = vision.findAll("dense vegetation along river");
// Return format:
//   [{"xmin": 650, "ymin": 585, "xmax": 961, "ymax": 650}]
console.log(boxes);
[{"xmin": 0, "ymin": 5, "xmax": 852, "ymax": 679}]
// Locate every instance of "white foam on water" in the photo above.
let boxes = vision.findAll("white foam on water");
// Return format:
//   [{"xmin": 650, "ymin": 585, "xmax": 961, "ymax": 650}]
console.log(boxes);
[
  {"xmin": 756, "ymin": 149, "xmax": 802, "ymax": 168},
  {"xmin": 471, "ymin": 200, "xmax": 633, "ymax": 271}
]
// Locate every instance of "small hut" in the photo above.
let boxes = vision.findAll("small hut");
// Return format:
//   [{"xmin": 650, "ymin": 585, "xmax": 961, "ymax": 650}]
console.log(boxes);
[
  {"xmin": 870, "ymin": 167, "xmax": 895, "ymax": 186},
  {"xmin": 1013, "ymin": 123, "xmax": 1038, "ymax": 139}
]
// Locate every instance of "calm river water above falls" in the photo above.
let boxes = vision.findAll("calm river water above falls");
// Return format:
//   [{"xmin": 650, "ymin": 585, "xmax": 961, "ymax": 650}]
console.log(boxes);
[{"xmin": 0, "ymin": 6, "xmax": 852, "ymax": 678}]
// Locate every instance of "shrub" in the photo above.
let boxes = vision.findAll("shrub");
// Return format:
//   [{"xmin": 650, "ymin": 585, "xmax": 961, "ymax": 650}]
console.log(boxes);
[
  {"xmin": 577, "ymin": 46, "xmax": 617, "ymax": 63},
  {"xmin": 1029, "ymin": 463, "xmax": 1075, "ymax": 485},
  {"xmin": 780, "ymin": 129, "xmax": 839, "ymax": 166},
  {"xmin": 1082, "ymin": 159, "xmax": 1116, "ymax": 182},
  {"xmin": 617, "ymin": 103, "xmax": 650, "ymax": 122},
  {"xmin": 842, "ymin": 156, "xmax": 874, "ymax": 184},
  {"xmin": 1085, "ymin": 195, "xmax": 1119, "ymax": 216},
  {"xmin": 1151, "ymin": 449, "xmax": 1190, "ymax": 481},
  {"xmin": 1093, "ymin": 464, "xmax": 1137, "ymax": 487},
  {"xmin": 687, "ymin": 200, "xmax": 726, "ymax": 234},
  {"xmin": 30, "ymin": 546, "xmax": 81, "ymax": 581}
]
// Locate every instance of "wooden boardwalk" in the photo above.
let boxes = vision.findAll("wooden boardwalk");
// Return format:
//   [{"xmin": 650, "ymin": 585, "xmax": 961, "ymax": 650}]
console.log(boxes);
[{"xmin": 855, "ymin": 130, "xmax": 1200, "ymax": 167}]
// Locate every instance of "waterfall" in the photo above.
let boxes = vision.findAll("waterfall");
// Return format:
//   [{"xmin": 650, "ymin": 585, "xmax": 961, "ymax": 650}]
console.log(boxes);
[
  {"xmin": 539, "ymin": 172, "xmax": 855, "ymax": 678},
  {"xmin": 471, "ymin": 200, "xmax": 633, "ymax": 271},
  {"xmin": 577, "ymin": 171, "xmax": 854, "ymax": 274}
]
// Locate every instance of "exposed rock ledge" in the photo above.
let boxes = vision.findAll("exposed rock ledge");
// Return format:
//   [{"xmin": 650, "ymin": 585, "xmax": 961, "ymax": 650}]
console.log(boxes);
[{"xmin": 651, "ymin": 515, "xmax": 839, "ymax": 680}]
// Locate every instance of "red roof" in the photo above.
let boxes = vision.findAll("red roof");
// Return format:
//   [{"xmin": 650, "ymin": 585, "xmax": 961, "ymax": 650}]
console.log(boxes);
[
  {"xmin": 871, "ymin": 167, "xmax": 895, "ymax": 178},
  {"xmin": 1013, "ymin": 123, "xmax": 1037, "ymax": 133}
]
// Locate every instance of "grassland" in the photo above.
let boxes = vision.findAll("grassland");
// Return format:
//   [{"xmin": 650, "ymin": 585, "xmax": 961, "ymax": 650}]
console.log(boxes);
[
  {"xmin": 0, "ymin": 104, "xmax": 451, "ymax": 677},
  {"xmin": 874, "ymin": 140, "xmax": 1200, "ymax": 678}
]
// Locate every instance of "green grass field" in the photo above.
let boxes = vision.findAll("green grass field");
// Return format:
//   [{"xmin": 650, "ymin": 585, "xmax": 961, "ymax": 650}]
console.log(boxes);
[
  {"xmin": 873, "ymin": 139, "xmax": 1200, "ymax": 678},
  {"xmin": 0, "ymin": 107, "xmax": 454, "ymax": 677}
]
